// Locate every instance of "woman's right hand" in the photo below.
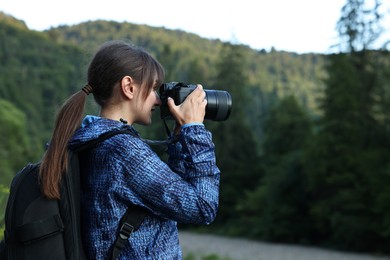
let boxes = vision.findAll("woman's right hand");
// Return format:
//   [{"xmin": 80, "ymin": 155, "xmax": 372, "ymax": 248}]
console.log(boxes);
[{"xmin": 167, "ymin": 84, "xmax": 207, "ymax": 127}]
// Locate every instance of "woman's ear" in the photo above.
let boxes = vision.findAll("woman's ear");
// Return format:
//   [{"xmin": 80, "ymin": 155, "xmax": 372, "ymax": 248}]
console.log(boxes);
[{"xmin": 121, "ymin": 76, "xmax": 136, "ymax": 100}]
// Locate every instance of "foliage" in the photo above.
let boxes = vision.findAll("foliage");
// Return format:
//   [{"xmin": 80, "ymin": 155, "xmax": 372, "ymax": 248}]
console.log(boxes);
[
  {"xmin": 302, "ymin": 0, "xmax": 390, "ymax": 253},
  {"xmin": 0, "ymin": 100, "xmax": 31, "ymax": 186},
  {"xmin": 0, "ymin": 99, "xmax": 31, "ymax": 237},
  {"xmin": 0, "ymin": 11, "xmax": 28, "ymax": 31},
  {"xmin": 0, "ymin": 19, "xmax": 85, "ymax": 161},
  {"xmin": 0, "ymin": 184, "xmax": 9, "ymax": 240},
  {"xmin": 45, "ymin": 19, "xmax": 327, "ymax": 135},
  {"xmin": 207, "ymin": 43, "xmax": 262, "ymax": 227},
  {"xmin": 336, "ymin": 0, "xmax": 384, "ymax": 52},
  {"xmin": 236, "ymin": 96, "xmax": 312, "ymax": 243}
]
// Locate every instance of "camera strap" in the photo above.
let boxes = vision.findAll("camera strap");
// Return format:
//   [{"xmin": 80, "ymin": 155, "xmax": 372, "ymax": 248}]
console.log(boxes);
[
  {"xmin": 137, "ymin": 121, "xmax": 171, "ymax": 147},
  {"xmin": 134, "ymin": 120, "xmax": 173, "ymax": 149},
  {"xmin": 163, "ymin": 119, "xmax": 172, "ymax": 137}
]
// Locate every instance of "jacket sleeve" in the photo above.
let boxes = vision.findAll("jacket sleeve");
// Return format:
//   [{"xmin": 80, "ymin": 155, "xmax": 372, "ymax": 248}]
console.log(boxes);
[{"xmin": 119, "ymin": 125, "xmax": 220, "ymax": 224}]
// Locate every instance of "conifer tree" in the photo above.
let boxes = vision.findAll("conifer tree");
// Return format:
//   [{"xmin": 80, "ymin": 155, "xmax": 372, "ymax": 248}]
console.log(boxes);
[
  {"xmin": 208, "ymin": 43, "xmax": 261, "ymax": 227},
  {"xmin": 304, "ymin": 0, "xmax": 390, "ymax": 252},
  {"xmin": 236, "ymin": 96, "xmax": 312, "ymax": 242}
]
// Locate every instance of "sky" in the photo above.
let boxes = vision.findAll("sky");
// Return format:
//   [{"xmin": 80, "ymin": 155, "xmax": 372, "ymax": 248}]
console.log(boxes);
[{"xmin": 0, "ymin": 0, "xmax": 389, "ymax": 54}]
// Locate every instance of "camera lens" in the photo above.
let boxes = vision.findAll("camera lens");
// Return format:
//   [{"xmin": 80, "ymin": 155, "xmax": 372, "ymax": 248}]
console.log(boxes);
[
  {"xmin": 159, "ymin": 82, "xmax": 232, "ymax": 121},
  {"xmin": 205, "ymin": 90, "xmax": 232, "ymax": 121}
]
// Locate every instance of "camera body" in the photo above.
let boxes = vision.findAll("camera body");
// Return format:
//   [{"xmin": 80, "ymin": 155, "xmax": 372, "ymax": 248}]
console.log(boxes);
[{"xmin": 159, "ymin": 82, "xmax": 232, "ymax": 121}]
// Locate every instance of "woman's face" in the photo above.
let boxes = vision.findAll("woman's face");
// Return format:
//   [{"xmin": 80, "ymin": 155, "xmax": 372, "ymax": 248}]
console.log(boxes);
[{"xmin": 134, "ymin": 82, "xmax": 161, "ymax": 125}]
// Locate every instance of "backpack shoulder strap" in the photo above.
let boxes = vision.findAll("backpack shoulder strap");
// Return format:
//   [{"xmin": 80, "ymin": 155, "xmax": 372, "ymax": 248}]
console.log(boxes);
[
  {"xmin": 110, "ymin": 205, "xmax": 148, "ymax": 260},
  {"xmin": 71, "ymin": 128, "xmax": 148, "ymax": 260},
  {"xmin": 72, "ymin": 128, "xmax": 136, "ymax": 153}
]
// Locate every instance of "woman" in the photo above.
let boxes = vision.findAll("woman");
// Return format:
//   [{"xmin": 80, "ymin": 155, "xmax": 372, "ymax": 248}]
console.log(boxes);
[{"xmin": 39, "ymin": 40, "xmax": 220, "ymax": 259}]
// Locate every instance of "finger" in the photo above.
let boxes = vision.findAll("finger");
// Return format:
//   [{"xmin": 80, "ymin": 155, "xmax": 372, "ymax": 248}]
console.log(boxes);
[
  {"xmin": 191, "ymin": 84, "xmax": 203, "ymax": 97},
  {"xmin": 191, "ymin": 85, "xmax": 205, "ymax": 100},
  {"xmin": 167, "ymin": 97, "xmax": 178, "ymax": 114},
  {"xmin": 197, "ymin": 85, "xmax": 205, "ymax": 97},
  {"xmin": 199, "ymin": 89, "xmax": 206, "ymax": 100},
  {"xmin": 167, "ymin": 97, "xmax": 177, "ymax": 107},
  {"xmin": 167, "ymin": 97, "xmax": 176, "ymax": 106}
]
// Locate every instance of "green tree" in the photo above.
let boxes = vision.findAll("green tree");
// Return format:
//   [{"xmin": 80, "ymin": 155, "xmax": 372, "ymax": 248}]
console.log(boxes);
[
  {"xmin": 0, "ymin": 99, "xmax": 33, "ymax": 233},
  {"xmin": 0, "ymin": 184, "xmax": 9, "ymax": 240},
  {"xmin": 304, "ymin": 0, "xmax": 390, "ymax": 252},
  {"xmin": 237, "ymin": 96, "xmax": 312, "ymax": 242},
  {"xmin": 207, "ymin": 43, "xmax": 261, "ymax": 229},
  {"xmin": 0, "ymin": 99, "xmax": 32, "ymax": 185},
  {"xmin": 336, "ymin": 0, "xmax": 384, "ymax": 52}
]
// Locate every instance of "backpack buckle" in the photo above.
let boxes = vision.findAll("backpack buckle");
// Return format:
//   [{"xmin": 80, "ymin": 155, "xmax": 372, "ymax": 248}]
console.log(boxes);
[{"xmin": 119, "ymin": 223, "xmax": 134, "ymax": 240}]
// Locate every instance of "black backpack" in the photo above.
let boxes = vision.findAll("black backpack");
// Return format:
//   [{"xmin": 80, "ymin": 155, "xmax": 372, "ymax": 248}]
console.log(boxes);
[{"xmin": 0, "ymin": 129, "xmax": 148, "ymax": 260}]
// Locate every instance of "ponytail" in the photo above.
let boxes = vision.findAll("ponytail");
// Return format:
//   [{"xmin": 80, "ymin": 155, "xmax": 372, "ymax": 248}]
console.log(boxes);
[
  {"xmin": 38, "ymin": 40, "xmax": 165, "ymax": 199},
  {"xmin": 39, "ymin": 86, "xmax": 92, "ymax": 199}
]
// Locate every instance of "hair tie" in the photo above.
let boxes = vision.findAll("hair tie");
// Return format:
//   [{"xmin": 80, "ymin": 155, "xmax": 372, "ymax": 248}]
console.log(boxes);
[{"xmin": 82, "ymin": 84, "xmax": 93, "ymax": 95}]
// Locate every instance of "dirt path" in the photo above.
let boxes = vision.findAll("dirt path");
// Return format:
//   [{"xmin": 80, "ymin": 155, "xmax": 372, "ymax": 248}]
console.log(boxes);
[{"xmin": 179, "ymin": 231, "xmax": 390, "ymax": 260}]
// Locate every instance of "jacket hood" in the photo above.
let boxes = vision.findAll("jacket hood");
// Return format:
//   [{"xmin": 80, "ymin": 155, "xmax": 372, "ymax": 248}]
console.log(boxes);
[{"xmin": 69, "ymin": 115, "xmax": 139, "ymax": 149}]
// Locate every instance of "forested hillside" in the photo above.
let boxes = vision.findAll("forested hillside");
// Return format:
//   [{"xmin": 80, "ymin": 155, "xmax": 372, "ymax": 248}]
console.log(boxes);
[
  {"xmin": 0, "ymin": 14, "xmax": 85, "ymax": 185},
  {"xmin": 45, "ymin": 19, "xmax": 326, "ymax": 145},
  {"xmin": 0, "ymin": 11, "xmax": 326, "ymax": 161},
  {"xmin": 1, "ymin": 0, "xmax": 389, "ymax": 254}
]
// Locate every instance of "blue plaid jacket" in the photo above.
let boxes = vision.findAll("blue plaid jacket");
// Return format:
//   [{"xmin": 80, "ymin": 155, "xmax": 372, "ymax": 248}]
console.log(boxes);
[{"xmin": 69, "ymin": 116, "xmax": 220, "ymax": 259}]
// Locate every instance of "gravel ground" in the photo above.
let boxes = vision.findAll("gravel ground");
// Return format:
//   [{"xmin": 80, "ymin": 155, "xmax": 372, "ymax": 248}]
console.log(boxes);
[{"xmin": 179, "ymin": 231, "xmax": 390, "ymax": 260}]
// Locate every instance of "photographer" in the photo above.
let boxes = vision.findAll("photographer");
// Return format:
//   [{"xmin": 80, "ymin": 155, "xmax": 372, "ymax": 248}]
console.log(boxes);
[{"xmin": 39, "ymin": 40, "xmax": 220, "ymax": 259}]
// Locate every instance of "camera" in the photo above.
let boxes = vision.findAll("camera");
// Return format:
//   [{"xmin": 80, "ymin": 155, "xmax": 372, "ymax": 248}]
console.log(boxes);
[{"xmin": 159, "ymin": 82, "xmax": 232, "ymax": 121}]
